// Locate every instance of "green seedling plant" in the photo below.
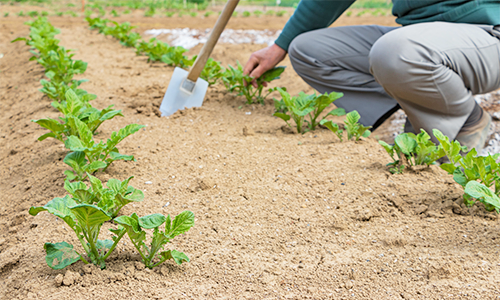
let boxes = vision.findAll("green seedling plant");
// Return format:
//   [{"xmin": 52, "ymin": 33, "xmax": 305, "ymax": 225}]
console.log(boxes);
[
  {"xmin": 29, "ymin": 195, "xmax": 125, "ymax": 269},
  {"xmin": 434, "ymin": 129, "xmax": 500, "ymax": 210},
  {"xmin": 86, "ymin": 16, "xmax": 109, "ymax": 33},
  {"xmin": 378, "ymin": 129, "xmax": 445, "ymax": 174},
  {"xmin": 103, "ymin": 21, "xmax": 141, "ymax": 47},
  {"xmin": 273, "ymin": 88, "xmax": 345, "ymax": 134},
  {"xmin": 276, "ymin": 10, "xmax": 287, "ymax": 17},
  {"xmin": 114, "ymin": 211, "xmax": 194, "ymax": 269},
  {"xmin": 223, "ymin": 62, "xmax": 285, "ymax": 104},
  {"xmin": 200, "ymin": 58, "xmax": 224, "ymax": 85},
  {"xmin": 464, "ymin": 181, "xmax": 500, "ymax": 213},
  {"xmin": 64, "ymin": 173, "xmax": 144, "ymax": 217},
  {"xmin": 344, "ymin": 111, "xmax": 371, "ymax": 141},
  {"xmin": 136, "ymin": 38, "xmax": 194, "ymax": 68},
  {"xmin": 33, "ymin": 89, "xmax": 120, "ymax": 144},
  {"xmin": 320, "ymin": 119, "xmax": 344, "ymax": 141},
  {"xmin": 63, "ymin": 121, "xmax": 145, "ymax": 181}
]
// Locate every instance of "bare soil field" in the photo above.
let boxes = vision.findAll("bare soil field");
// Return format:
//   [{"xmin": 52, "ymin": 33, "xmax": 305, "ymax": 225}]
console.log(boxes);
[{"xmin": 1, "ymin": 11, "xmax": 500, "ymax": 300}]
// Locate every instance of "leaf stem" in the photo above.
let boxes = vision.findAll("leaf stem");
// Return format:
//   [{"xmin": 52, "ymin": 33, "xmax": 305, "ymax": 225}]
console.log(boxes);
[
  {"xmin": 75, "ymin": 251, "xmax": 90, "ymax": 264},
  {"xmin": 102, "ymin": 229, "xmax": 126, "ymax": 260}
]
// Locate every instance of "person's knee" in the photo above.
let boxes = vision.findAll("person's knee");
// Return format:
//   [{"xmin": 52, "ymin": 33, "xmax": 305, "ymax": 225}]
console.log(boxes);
[
  {"xmin": 369, "ymin": 28, "xmax": 435, "ymax": 92},
  {"xmin": 288, "ymin": 33, "xmax": 310, "ymax": 68}
]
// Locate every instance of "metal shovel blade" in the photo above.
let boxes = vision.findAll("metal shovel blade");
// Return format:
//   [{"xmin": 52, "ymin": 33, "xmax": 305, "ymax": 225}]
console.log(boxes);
[{"xmin": 159, "ymin": 67, "xmax": 209, "ymax": 116}]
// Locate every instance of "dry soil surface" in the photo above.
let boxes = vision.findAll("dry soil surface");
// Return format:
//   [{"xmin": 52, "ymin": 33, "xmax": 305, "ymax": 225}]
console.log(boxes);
[{"xmin": 1, "ymin": 12, "xmax": 500, "ymax": 300}]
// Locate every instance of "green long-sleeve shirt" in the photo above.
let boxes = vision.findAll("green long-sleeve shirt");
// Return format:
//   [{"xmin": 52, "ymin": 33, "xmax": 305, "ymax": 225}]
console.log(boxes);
[{"xmin": 274, "ymin": 0, "xmax": 500, "ymax": 51}]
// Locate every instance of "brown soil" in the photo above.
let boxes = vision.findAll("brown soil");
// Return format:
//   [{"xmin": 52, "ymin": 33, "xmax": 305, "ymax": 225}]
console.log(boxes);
[{"xmin": 1, "ymin": 12, "xmax": 500, "ymax": 300}]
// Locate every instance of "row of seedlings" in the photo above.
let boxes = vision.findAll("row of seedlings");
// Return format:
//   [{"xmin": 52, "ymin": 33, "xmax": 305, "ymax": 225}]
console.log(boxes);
[
  {"xmin": 13, "ymin": 17, "xmax": 195, "ymax": 270},
  {"xmin": 84, "ymin": 17, "xmax": 373, "ymax": 139}
]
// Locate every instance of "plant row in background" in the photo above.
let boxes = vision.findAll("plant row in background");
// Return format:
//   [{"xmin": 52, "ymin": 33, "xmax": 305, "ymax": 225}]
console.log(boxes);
[
  {"xmin": 13, "ymin": 17, "xmax": 194, "ymax": 270},
  {"xmin": 85, "ymin": 17, "xmax": 287, "ymax": 105},
  {"xmin": 84, "ymin": 17, "xmax": 371, "ymax": 139}
]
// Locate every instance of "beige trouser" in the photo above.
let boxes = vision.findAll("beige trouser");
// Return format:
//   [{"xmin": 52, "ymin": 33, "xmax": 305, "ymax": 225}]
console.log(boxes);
[{"xmin": 288, "ymin": 22, "xmax": 500, "ymax": 140}]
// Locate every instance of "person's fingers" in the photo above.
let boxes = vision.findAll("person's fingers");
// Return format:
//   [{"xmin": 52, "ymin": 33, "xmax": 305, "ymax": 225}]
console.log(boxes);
[
  {"xmin": 250, "ymin": 79, "xmax": 258, "ymax": 89},
  {"xmin": 243, "ymin": 55, "xmax": 259, "ymax": 75},
  {"xmin": 262, "ymin": 82, "xmax": 268, "ymax": 87},
  {"xmin": 249, "ymin": 64, "xmax": 267, "ymax": 81}
]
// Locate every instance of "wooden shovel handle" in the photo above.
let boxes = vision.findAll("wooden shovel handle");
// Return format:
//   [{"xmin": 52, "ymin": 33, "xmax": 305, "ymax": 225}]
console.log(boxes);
[{"xmin": 187, "ymin": 0, "xmax": 239, "ymax": 82}]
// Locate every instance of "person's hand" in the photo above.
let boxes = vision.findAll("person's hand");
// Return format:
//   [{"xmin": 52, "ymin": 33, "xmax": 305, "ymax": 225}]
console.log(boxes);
[{"xmin": 243, "ymin": 43, "xmax": 287, "ymax": 88}]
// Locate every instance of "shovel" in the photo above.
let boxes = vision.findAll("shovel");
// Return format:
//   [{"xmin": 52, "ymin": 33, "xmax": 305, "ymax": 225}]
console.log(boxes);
[{"xmin": 160, "ymin": 0, "xmax": 239, "ymax": 116}]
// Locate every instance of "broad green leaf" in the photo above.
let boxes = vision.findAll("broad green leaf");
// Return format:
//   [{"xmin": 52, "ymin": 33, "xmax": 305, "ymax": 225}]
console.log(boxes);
[
  {"xmin": 464, "ymin": 181, "xmax": 500, "ymax": 211},
  {"xmin": 159, "ymin": 250, "xmax": 189, "ymax": 265},
  {"xmin": 32, "ymin": 118, "xmax": 64, "ymax": 134},
  {"xmin": 453, "ymin": 169, "xmax": 469, "ymax": 187},
  {"xmin": 69, "ymin": 204, "xmax": 111, "ymax": 228},
  {"xmin": 38, "ymin": 132, "xmax": 57, "ymax": 141},
  {"xmin": 73, "ymin": 117, "xmax": 93, "ymax": 147},
  {"xmin": 114, "ymin": 214, "xmax": 141, "ymax": 232},
  {"xmin": 260, "ymin": 66, "xmax": 285, "ymax": 82},
  {"xmin": 96, "ymin": 239, "xmax": 113, "ymax": 252},
  {"xmin": 361, "ymin": 129, "xmax": 371, "ymax": 138},
  {"xmin": 65, "ymin": 136, "xmax": 86, "ymax": 152},
  {"xmin": 440, "ymin": 163, "xmax": 457, "ymax": 174},
  {"xmin": 83, "ymin": 161, "xmax": 107, "ymax": 173},
  {"xmin": 107, "ymin": 124, "xmax": 145, "ymax": 149},
  {"xmin": 29, "ymin": 195, "xmax": 77, "ymax": 229},
  {"xmin": 108, "ymin": 152, "xmax": 134, "ymax": 161},
  {"xmin": 326, "ymin": 108, "xmax": 346, "ymax": 117},
  {"xmin": 345, "ymin": 111, "xmax": 361, "ymax": 125},
  {"xmin": 165, "ymin": 211, "xmax": 195, "ymax": 238},
  {"xmin": 378, "ymin": 140, "xmax": 394, "ymax": 155},
  {"xmin": 395, "ymin": 134, "xmax": 417, "ymax": 156},
  {"xmin": 88, "ymin": 173, "xmax": 104, "ymax": 192},
  {"xmin": 139, "ymin": 214, "xmax": 166, "ymax": 229},
  {"xmin": 44, "ymin": 242, "xmax": 80, "ymax": 270},
  {"xmin": 273, "ymin": 112, "xmax": 290, "ymax": 122},
  {"xmin": 64, "ymin": 151, "xmax": 87, "ymax": 172},
  {"xmin": 64, "ymin": 170, "xmax": 77, "ymax": 181}
]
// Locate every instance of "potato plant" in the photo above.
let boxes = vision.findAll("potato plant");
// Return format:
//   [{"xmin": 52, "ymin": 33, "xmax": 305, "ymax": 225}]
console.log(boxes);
[
  {"xmin": 114, "ymin": 211, "xmax": 194, "ymax": 269},
  {"xmin": 30, "ymin": 196, "xmax": 120, "ymax": 269},
  {"xmin": 273, "ymin": 88, "xmax": 345, "ymax": 134},
  {"xmin": 223, "ymin": 62, "xmax": 285, "ymax": 104},
  {"xmin": 63, "ymin": 121, "xmax": 145, "ymax": 181},
  {"xmin": 33, "ymin": 89, "xmax": 119, "ymax": 143},
  {"xmin": 378, "ymin": 129, "xmax": 445, "ymax": 174},
  {"xmin": 434, "ymin": 129, "xmax": 500, "ymax": 211},
  {"xmin": 136, "ymin": 38, "xmax": 194, "ymax": 68},
  {"xmin": 200, "ymin": 58, "xmax": 224, "ymax": 86}
]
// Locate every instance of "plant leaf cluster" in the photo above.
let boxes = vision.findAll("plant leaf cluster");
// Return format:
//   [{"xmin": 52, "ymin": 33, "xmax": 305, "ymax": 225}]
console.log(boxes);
[
  {"xmin": 136, "ymin": 38, "xmax": 194, "ymax": 68},
  {"xmin": 29, "ymin": 179, "xmax": 193, "ymax": 270},
  {"xmin": 273, "ymin": 88, "xmax": 346, "ymax": 134},
  {"xmin": 379, "ymin": 129, "xmax": 445, "ymax": 174},
  {"xmin": 114, "ymin": 211, "xmax": 194, "ymax": 268},
  {"xmin": 223, "ymin": 62, "xmax": 286, "ymax": 105},
  {"xmin": 434, "ymin": 129, "xmax": 500, "ymax": 211}
]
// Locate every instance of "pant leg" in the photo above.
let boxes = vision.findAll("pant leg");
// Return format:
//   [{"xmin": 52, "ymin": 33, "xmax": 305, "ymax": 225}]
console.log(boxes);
[
  {"xmin": 369, "ymin": 22, "xmax": 500, "ymax": 141},
  {"xmin": 288, "ymin": 25, "xmax": 399, "ymax": 129}
]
